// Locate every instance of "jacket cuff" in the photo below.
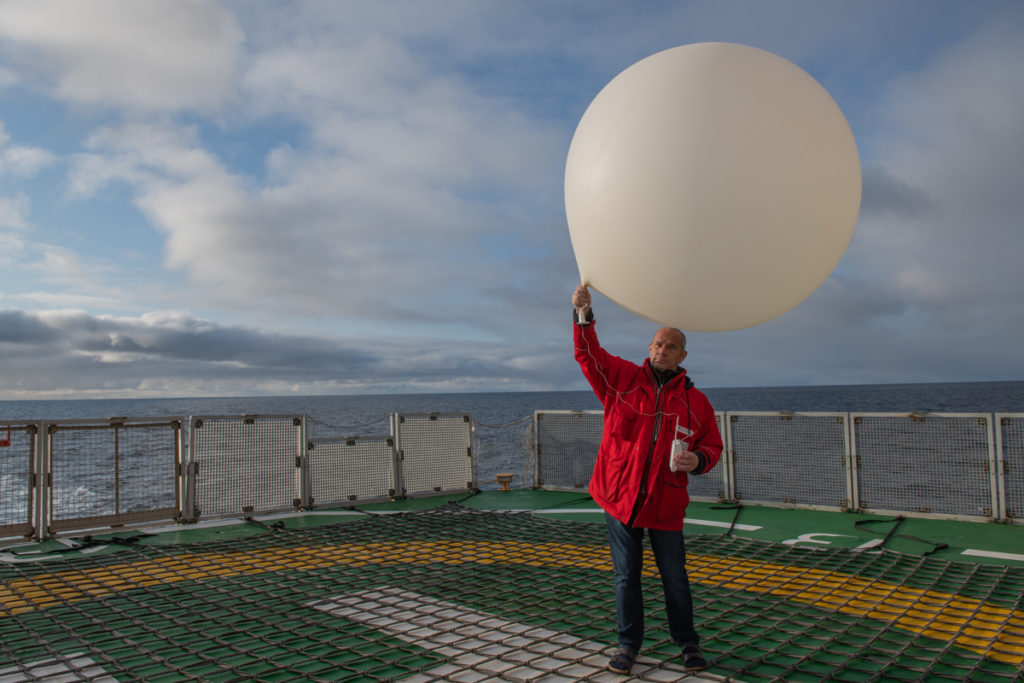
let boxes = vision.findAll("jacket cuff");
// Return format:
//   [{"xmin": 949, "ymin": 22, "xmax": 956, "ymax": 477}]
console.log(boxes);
[
  {"xmin": 692, "ymin": 451, "xmax": 707, "ymax": 475},
  {"xmin": 572, "ymin": 307, "xmax": 595, "ymax": 326}
]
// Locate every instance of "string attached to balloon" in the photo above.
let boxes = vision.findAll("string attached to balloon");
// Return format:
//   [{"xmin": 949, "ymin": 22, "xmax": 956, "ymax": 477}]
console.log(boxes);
[{"xmin": 573, "ymin": 315, "xmax": 695, "ymax": 434}]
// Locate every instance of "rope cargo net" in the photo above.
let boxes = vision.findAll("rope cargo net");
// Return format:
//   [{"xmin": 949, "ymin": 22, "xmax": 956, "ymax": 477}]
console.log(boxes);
[{"xmin": 0, "ymin": 504, "xmax": 1021, "ymax": 682}]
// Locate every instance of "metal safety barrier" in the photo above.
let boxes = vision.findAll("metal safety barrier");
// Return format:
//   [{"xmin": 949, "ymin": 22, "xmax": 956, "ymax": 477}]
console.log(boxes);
[
  {"xmin": 2, "ymin": 412, "xmax": 479, "ymax": 542},
  {"xmin": 306, "ymin": 412, "xmax": 476, "ymax": 506},
  {"xmin": 45, "ymin": 417, "xmax": 184, "ymax": 534},
  {"xmin": 0, "ymin": 422, "xmax": 39, "ymax": 540},
  {"xmin": 186, "ymin": 414, "xmax": 307, "ymax": 521},
  {"xmin": 728, "ymin": 411, "xmax": 848, "ymax": 510},
  {"xmin": 308, "ymin": 435, "xmax": 397, "ymax": 505},
  {"xmin": 391, "ymin": 413, "xmax": 475, "ymax": 496},
  {"xmin": 996, "ymin": 413, "xmax": 1024, "ymax": 521},
  {"xmin": 0, "ymin": 418, "xmax": 184, "ymax": 540},
  {"xmin": 851, "ymin": 412, "xmax": 997, "ymax": 519},
  {"xmin": 534, "ymin": 410, "xmax": 603, "ymax": 491},
  {"xmin": 4, "ymin": 408, "xmax": 1021, "ymax": 542},
  {"xmin": 534, "ymin": 410, "xmax": 1021, "ymax": 523}
]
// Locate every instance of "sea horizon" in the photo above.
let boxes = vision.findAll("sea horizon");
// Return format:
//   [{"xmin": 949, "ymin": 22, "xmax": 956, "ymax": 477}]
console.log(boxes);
[
  {"xmin": 3, "ymin": 377, "xmax": 1022, "ymax": 403},
  {"xmin": 2, "ymin": 379, "xmax": 1023, "ymax": 426}
]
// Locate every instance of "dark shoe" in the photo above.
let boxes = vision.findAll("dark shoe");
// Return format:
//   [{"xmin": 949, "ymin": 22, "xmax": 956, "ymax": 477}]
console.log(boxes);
[
  {"xmin": 682, "ymin": 646, "xmax": 709, "ymax": 672},
  {"xmin": 607, "ymin": 647, "xmax": 637, "ymax": 674}
]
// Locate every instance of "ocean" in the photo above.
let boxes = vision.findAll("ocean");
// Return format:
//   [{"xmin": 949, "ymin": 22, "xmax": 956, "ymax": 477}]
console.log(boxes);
[
  {"xmin": 2, "ymin": 381, "xmax": 1023, "ymax": 431},
  {"xmin": 1, "ymin": 381, "xmax": 1023, "ymax": 442}
]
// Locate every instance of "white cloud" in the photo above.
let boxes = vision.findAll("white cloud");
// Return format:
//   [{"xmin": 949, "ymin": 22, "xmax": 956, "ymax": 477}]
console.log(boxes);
[
  {"xmin": 3, "ymin": 2, "xmax": 1024, "ymax": 399},
  {"xmin": 846, "ymin": 23, "xmax": 1024, "ymax": 311},
  {"xmin": 0, "ymin": 229, "xmax": 25, "ymax": 266},
  {"xmin": 0, "ymin": 64, "xmax": 16, "ymax": 88},
  {"xmin": 0, "ymin": 122, "xmax": 57, "ymax": 230},
  {"xmin": 0, "ymin": 308, "xmax": 578, "ymax": 399},
  {"xmin": 0, "ymin": 121, "xmax": 57, "ymax": 176},
  {"xmin": 0, "ymin": 192, "xmax": 29, "ymax": 228},
  {"xmin": 65, "ymin": 66, "xmax": 565, "ymax": 321},
  {"xmin": 0, "ymin": 0, "xmax": 243, "ymax": 112},
  {"xmin": 13, "ymin": 291, "xmax": 127, "ymax": 310}
]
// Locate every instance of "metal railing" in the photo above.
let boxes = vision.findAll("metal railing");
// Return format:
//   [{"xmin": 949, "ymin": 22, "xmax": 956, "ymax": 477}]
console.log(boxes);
[
  {"xmin": 0, "ymin": 423, "xmax": 38, "ymax": 540},
  {"xmin": 997, "ymin": 413, "xmax": 1024, "ymax": 520},
  {"xmin": 534, "ymin": 410, "xmax": 1023, "ymax": 523},
  {"xmin": 186, "ymin": 414, "xmax": 307, "ymax": 519},
  {"xmin": 1, "ymin": 417, "xmax": 185, "ymax": 541},
  {"xmin": 2, "ymin": 409, "xmax": 1020, "ymax": 542},
  {"xmin": 1, "ymin": 412, "xmax": 475, "ymax": 541}
]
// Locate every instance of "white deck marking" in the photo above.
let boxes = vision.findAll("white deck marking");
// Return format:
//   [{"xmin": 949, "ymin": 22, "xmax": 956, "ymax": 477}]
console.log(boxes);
[
  {"xmin": 0, "ymin": 653, "xmax": 116, "ymax": 682},
  {"xmin": 530, "ymin": 509, "xmax": 763, "ymax": 532},
  {"xmin": 0, "ymin": 551, "xmax": 63, "ymax": 564},
  {"xmin": 685, "ymin": 518, "xmax": 761, "ymax": 531},
  {"xmin": 310, "ymin": 586, "xmax": 727, "ymax": 682},
  {"xmin": 782, "ymin": 533, "xmax": 852, "ymax": 546},
  {"xmin": 962, "ymin": 548, "xmax": 1024, "ymax": 562}
]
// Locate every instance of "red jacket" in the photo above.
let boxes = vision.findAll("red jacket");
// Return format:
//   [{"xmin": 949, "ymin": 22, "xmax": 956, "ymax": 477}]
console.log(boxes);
[{"xmin": 574, "ymin": 320, "xmax": 723, "ymax": 531}]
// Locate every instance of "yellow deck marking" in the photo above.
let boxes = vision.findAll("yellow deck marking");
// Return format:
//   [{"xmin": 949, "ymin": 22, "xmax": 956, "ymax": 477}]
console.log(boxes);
[{"xmin": 0, "ymin": 541, "xmax": 1021, "ymax": 666}]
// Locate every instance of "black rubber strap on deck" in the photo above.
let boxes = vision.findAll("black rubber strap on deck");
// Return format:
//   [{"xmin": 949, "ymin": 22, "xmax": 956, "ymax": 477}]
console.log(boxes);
[
  {"xmin": 243, "ymin": 515, "xmax": 286, "ymax": 531},
  {"xmin": 710, "ymin": 503, "xmax": 744, "ymax": 536},
  {"xmin": 855, "ymin": 515, "xmax": 949, "ymax": 556}
]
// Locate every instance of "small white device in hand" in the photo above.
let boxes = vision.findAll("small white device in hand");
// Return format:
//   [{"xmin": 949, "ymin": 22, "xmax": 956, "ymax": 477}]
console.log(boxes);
[{"xmin": 670, "ymin": 439, "xmax": 684, "ymax": 472}]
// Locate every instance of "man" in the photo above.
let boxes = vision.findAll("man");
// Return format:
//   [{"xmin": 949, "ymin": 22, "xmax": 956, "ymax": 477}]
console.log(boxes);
[{"xmin": 571, "ymin": 284, "xmax": 722, "ymax": 675}]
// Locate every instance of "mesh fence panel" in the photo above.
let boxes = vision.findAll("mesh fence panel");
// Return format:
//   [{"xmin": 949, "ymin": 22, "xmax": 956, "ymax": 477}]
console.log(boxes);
[
  {"xmin": 0, "ymin": 423, "xmax": 36, "ymax": 538},
  {"xmin": 46, "ymin": 419, "xmax": 181, "ymax": 532},
  {"xmin": 473, "ymin": 416, "xmax": 534, "ymax": 491},
  {"xmin": 533, "ymin": 411, "xmax": 729, "ymax": 498},
  {"xmin": 8, "ymin": 408, "xmax": 1017, "ymax": 541},
  {"xmin": 395, "ymin": 414, "xmax": 473, "ymax": 495},
  {"xmin": 534, "ymin": 410, "xmax": 603, "ymax": 490},
  {"xmin": 997, "ymin": 414, "xmax": 1024, "ymax": 522},
  {"xmin": 191, "ymin": 416, "xmax": 303, "ymax": 518},
  {"xmin": 852, "ymin": 413, "xmax": 995, "ymax": 518},
  {"xmin": 688, "ymin": 412, "xmax": 729, "ymax": 502},
  {"xmin": 730, "ymin": 413, "xmax": 849, "ymax": 509},
  {"xmin": 309, "ymin": 436, "xmax": 396, "ymax": 505}
]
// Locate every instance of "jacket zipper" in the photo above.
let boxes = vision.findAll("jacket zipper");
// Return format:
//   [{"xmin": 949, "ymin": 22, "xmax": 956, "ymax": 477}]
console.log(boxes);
[{"xmin": 626, "ymin": 373, "xmax": 666, "ymax": 528}]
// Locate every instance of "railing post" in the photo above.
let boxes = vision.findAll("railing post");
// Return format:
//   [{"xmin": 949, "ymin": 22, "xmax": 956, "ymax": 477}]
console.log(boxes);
[
  {"xmin": 390, "ymin": 413, "xmax": 405, "ymax": 498},
  {"xmin": 296, "ymin": 416, "xmax": 311, "ymax": 509},
  {"xmin": 842, "ymin": 413, "xmax": 855, "ymax": 512},
  {"xmin": 989, "ymin": 414, "xmax": 1004, "ymax": 521},
  {"xmin": 183, "ymin": 416, "xmax": 200, "ymax": 522},
  {"xmin": 33, "ymin": 422, "xmax": 51, "ymax": 541},
  {"xmin": 721, "ymin": 411, "xmax": 735, "ymax": 502}
]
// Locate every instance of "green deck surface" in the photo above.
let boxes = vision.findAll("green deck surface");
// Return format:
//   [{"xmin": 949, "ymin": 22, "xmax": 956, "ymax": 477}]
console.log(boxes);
[
  {"xmin": 11, "ymin": 491, "xmax": 1021, "ymax": 568},
  {"xmin": 1, "ymin": 491, "xmax": 1022, "ymax": 682}
]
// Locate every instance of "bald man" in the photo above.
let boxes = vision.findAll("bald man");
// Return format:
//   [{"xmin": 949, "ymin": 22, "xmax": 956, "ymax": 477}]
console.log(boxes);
[{"xmin": 571, "ymin": 285, "xmax": 722, "ymax": 674}]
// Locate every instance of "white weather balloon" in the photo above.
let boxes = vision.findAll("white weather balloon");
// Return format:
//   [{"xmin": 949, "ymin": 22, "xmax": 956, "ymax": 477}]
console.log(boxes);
[{"xmin": 565, "ymin": 42, "xmax": 861, "ymax": 332}]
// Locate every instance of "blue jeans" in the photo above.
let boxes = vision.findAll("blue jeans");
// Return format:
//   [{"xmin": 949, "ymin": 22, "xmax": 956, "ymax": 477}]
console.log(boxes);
[{"xmin": 605, "ymin": 512, "xmax": 699, "ymax": 652}]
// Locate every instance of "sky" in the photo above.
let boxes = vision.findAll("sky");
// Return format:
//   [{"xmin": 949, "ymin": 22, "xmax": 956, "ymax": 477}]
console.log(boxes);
[{"xmin": 0, "ymin": 0, "xmax": 1022, "ymax": 400}]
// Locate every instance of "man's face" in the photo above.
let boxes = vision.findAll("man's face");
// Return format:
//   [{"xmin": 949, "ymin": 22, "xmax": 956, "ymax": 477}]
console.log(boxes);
[{"xmin": 649, "ymin": 327, "xmax": 687, "ymax": 371}]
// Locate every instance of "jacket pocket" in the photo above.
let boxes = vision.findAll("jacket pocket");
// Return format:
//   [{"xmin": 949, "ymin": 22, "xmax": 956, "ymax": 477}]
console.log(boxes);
[
  {"xmin": 609, "ymin": 406, "xmax": 641, "ymax": 443},
  {"xmin": 653, "ymin": 473, "xmax": 689, "ymax": 520},
  {"xmin": 590, "ymin": 449, "xmax": 630, "ymax": 507}
]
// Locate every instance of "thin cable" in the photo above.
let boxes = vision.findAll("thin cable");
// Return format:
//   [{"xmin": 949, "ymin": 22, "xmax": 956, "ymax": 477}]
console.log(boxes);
[{"xmin": 574, "ymin": 321, "xmax": 707, "ymax": 445}]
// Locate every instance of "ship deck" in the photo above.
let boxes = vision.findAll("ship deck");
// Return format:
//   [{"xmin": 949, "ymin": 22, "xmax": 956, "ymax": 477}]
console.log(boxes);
[{"xmin": 2, "ymin": 490, "xmax": 1023, "ymax": 682}]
